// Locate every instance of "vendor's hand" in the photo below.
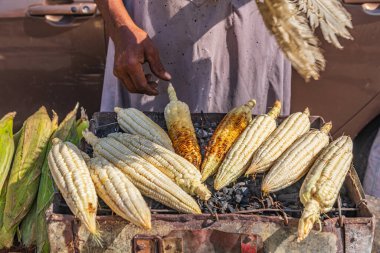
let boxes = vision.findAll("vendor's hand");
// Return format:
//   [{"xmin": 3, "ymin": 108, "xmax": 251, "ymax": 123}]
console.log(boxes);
[{"xmin": 113, "ymin": 25, "xmax": 171, "ymax": 95}]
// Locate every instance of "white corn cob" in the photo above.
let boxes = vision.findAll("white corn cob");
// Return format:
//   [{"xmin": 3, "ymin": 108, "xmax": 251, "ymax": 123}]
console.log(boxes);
[
  {"xmin": 246, "ymin": 108, "xmax": 311, "ymax": 176},
  {"xmin": 114, "ymin": 107, "xmax": 174, "ymax": 151},
  {"xmin": 48, "ymin": 139, "xmax": 99, "ymax": 240},
  {"xmin": 261, "ymin": 122, "xmax": 332, "ymax": 194},
  {"xmin": 88, "ymin": 157, "xmax": 151, "ymax": 229},
  {"xmin": 214, "ymin": 101, "xmax": 281, "ymax": 190},
  {"xmin": 83, "ymin": 131, "xmax": 201, "ymax": 214},
  {"xmin": 297, "ymin": 136, "xmax": 353, "ymax": 242},
  {"xmin": 108, "ymin": 132, "xmax": 211, "ymax": 200}
]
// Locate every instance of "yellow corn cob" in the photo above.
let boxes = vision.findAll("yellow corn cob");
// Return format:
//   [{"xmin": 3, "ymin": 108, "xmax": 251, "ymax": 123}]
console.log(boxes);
[
  {"xmin": 297, "ymin": 136, "xmax": 353, "ymax": 242},
  {"xmin": 261, "ymin": 122, "xmax": 332, "ymax": 194},
  {"xmin": 48, "ymin": 139, "xmax": 99, "ymax": 241},
  {"xmin": 246, "ymin": 108, "xmax": 311, "ymax": 176},
  {"xmin": 83, "ymin": 131, "xmax": 201, "ymax": 214},
  {"xmin": 201, "ymin": 99, "xmax": 257, "ymax": 182},
  {"xmin": 0, "ymin": 112, "xmax": 16, "ymax": 192},
  {"xmin": 0, "ymin": 107, "xmax": 56, "ymax": 248},
  {"xmin": 114, "ymin": 107, "xmax": 174, "ymax": 151},
  {"xmin": 88, "ymin": 157, "xmax": 151, "ymax": 229},
  {"xmin": 164, "ymin": 83, "xmax": 201, "ymax": 169},
  {"xmin": 214, "ymin": 101, "xmax": 281, "ymax": 190},
  {"xmin": 108, "ymin": 132, "xmax": 211, "ymax": 200}
]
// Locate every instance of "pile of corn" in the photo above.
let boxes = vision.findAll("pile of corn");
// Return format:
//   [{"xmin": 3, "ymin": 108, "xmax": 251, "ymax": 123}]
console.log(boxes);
[
  {"xmin": 0, "ymin": 104, "xmax": 89, "ymax": 252},
  {"xmin": 0, "ymin": 84, "xmax": 355, "ymax": 248}
]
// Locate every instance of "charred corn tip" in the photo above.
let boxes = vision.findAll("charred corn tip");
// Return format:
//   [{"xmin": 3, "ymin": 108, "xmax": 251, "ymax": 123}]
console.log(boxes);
[
  {"xmin": 194, "ymin": 184, "xmax": 212, "ymax": 201},
  {"xmin": 321, "ymin": 122, "xmax": 333, "ymax": 134},
  {"xmin": 245, "ymin": 99, "xmax": 256, "ymax": 109},
  {"xmin": 303, "ymin": 107, "xmax": 310, "ymax": 116},
  {"xmin": 83, "ymin": 130, "xmax": 99, "ymax": 146},
  {"xmin": 167, "ymin": 83, "xmax": 178, "ymax": 101},
  {"xmin": 297, "ymin": 200, "xmax": 321, "ymax": 242},
  {"xmin": 114, "ymin": 107, "xmax": 122, "ymax": 113},
  {"xmin": 245, "ymin": 163, "xmax": 258, "ymax": 176},
  {"xmin": 267, "ymin": 101, "xmax": 282, "ymax": 119},
  {"xmin": 261, "ymin": 183, "xmax": 270, "ymax": 196}
]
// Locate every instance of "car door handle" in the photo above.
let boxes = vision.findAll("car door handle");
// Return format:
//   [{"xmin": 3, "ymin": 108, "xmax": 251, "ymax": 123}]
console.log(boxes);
[{"xmin": 28, "ymin": 3, "xmax": 97, "ymax": 16}]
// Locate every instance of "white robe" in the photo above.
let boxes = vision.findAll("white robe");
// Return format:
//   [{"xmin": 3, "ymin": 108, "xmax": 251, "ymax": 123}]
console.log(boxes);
[{"xmin": 101, "ymin": 0, "xmax": 291, "ymax": 114}]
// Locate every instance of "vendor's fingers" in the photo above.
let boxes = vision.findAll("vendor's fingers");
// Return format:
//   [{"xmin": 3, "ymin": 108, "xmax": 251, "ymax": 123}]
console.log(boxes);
[
  {"xmin": 120, "ymin": 75, "xmax": 138, "ymax": 93},
  {"xmin": 128, "ymin": 64, "xmax": 159, "ymax": 95},
  {"xmin": 145, "ymin": 46, "xmax": 172, "ymax": 81}
]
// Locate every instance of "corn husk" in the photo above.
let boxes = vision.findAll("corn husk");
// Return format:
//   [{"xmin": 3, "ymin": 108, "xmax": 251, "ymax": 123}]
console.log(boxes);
[
  {"xmin": 20, "ymin": 202, "xmax": 38, "ymax": 246},
  {"xmin": 295, "ymin": 0, "xmax": 353, "ymax": 49},
  {"xmin": 0, "ymin": 112, "xmax": 16, "ymax": 193},
  {"xmin": 0, "ymin": 107, "xmax": 56, "ymax": 248},
  {"xmin": 256, "ymin": 0, "xmax": 325, "ymax": 81},
  {"xmin": 36, "ymin": 104, "xmax": 89, "ymax": 253}
]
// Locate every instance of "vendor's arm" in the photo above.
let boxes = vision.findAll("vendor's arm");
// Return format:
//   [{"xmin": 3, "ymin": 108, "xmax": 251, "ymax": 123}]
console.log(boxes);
[{"xmin": 95, "ymin": 0, "xmax": 171, "ymax": 95}]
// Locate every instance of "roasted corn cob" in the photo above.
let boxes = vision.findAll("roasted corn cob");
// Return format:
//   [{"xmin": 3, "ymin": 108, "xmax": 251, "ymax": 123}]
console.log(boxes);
[
  {"xmin": 164, "ymin": 83, "xmax": 201, "ymax": 169},
  {"xmin": 246, "ymin": 108, "xmax": 311, "ymax": 176},
  {"xmin": 201, "ymin": 99, "xmax": 257, "ymax": 182},
  {"xmin": 48, "ymin": 139, "xmax": 99, "ymax": 241},
  {"xmin": 298, "ymin": 136, "xmax": 353, "ymax": 242},
  {"xmin": 115, "ymin": 107, "xmax": 174, "ymax": 151},
  {"xmin": 0, "ymin": 112, "xmax": 16, "ymax": 192},
  {"xmin": 214, "ymin": 101, "xmax": 281, "ymax": 190},
  {"xmin": 261, "ymin": 122, "xmax": 332, "ymax": 194},
  {"xmin": 0, "ymin": 107, "xmax": 55, "ymax": 248},
  {"xmin": 108, "ymin": 132, "xmax": 211, "ymax": 200},
  {"xmin": 83, "ymin": 131, "xmax": 201, "ymax": 214},
  {"xmin": 89, "ymin": 157, "xmax": 151, "ymax": 229}
]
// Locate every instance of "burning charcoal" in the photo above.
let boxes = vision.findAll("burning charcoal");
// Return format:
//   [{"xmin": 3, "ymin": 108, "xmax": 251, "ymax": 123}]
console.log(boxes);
[
  {"xmin": 235, "ymin": 194, "xmax": 243, "ymax": 203},
  {"xmin": 222, "ymin": 188, "xmax": 229, "ymax": 194},
  {"xmin": 222, "ymin": 202, "xmax": 228, "ymax": 211},
  {"xmin": 227, "ymin": 205, "xmax": 235, "ymax": 213},
  {"xmin": 241, "ymin": 187, "xmax": 249, "ymax": 196}
]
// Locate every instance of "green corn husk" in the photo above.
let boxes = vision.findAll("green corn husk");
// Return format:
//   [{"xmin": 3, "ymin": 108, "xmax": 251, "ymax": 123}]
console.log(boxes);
[
  {"xmin": 0, "ymin": 112, "xmax": 16, "ymax": 193},
  {"xmin": 36, "ymin": 104, "xmax": 89, "ymax": 253},
  {"xmin": 20, "ymin": 201, "xmax": 37, "ymax": 246},
  {"xmin": 0, "ymin": 106, "xmax": 56, "ymax": 248}
]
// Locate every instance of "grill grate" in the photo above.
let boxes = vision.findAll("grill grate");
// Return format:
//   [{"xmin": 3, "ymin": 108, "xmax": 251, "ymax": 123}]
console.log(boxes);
[{"xmin": 53, "ymin": 112, "xmax": 357, "ymax": 219}]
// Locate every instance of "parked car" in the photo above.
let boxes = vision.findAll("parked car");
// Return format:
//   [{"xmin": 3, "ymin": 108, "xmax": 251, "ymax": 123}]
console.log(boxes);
[{"xmin": 0, "ymin": 0, "xmax": 379, "ymax": 179}]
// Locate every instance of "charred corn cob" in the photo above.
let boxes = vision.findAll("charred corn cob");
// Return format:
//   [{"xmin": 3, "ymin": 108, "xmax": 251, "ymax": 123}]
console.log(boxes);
[
  {"xmin": 214, "ymin": 101, "xmax": 281, "ymax": 190},
  {"xmin": 115, "ymin": 107, "xmax": 173, "ymax": 151},
  {"xmin": 262, "ymin": 122, "xmax": 332, "ymax": 194},
  {"xmin": 108, "ymin": 132, "xmax": 211, "ymax": 200},
  {"xmin": 246, "ymin": 108, "xmax": 311, "ymax": 176},
  {"xmin": 164, "ymin": 83, "xmax": 201, "ymax": 169},
  {"xmin": 89, "ymin": 157, "xmax": 151, "ymax": 229},
  {"xmin": 298, "ymin": 136, "xmax": 353, "ymax": 242},
  {"xmin": 201, "ymin": 99, "xmax": 257, "ymax": 182},
  {"xmin": 0, "ymin": 107, "xmax": 55, "ymax": 248},
  {"xmin": 83, "ymin": 131, "xmax": 201, "ymax": 214},
  {"xmin": 0, "ymin": 112, "xmax": 16, "ymax": 192},
  {"xmin": 48, "ymin": 139, "xmax": 99, "ymax": 241}
]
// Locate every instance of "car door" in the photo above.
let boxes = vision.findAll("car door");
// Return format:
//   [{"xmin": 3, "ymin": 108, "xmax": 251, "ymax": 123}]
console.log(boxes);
[
  {"xmin": 291, "ymin": 1, "xmax": 380, "ymax": 138},
  {"xmin": 0, "ymin": 0, "xmax": 105, "ymax": 128}
]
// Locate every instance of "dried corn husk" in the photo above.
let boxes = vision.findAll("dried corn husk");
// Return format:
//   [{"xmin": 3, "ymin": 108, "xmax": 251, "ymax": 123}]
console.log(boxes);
[
  {"xmin": 256, "ymin": 0, "xmax": 325, "ymax": 81},
  {"xmin": 295, "ymin": 0, "xmax": 353, "ymax": 49},
  {"xmin": 0, "ymin": 107, "xmax": 56, "ymax": 248}
]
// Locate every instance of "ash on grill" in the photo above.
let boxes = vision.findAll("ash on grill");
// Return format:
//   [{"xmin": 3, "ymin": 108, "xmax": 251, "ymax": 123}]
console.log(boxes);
[{"xmin": 55, "ymin": 112, "xmax": 356, "ymax": 219}]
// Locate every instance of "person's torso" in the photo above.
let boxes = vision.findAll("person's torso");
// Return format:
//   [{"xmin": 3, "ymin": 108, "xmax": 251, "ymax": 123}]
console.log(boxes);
[{"xmin": 103, "ymin": 0, "xmax": 291, "ymax": 114}]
